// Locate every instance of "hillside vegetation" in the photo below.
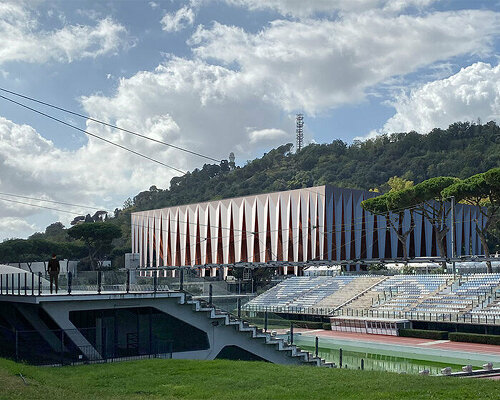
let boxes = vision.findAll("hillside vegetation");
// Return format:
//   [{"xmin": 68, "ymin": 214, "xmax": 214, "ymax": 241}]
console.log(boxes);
[
  {"xmin": 131, "ymin": 121, "xmax": 499, "ymax": 211},
  {"xmin": 1, "ymin": 121, "xmax": 499, "ymax": 265}
]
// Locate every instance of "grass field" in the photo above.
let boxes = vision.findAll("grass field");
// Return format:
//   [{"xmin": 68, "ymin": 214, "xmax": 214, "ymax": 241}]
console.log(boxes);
[{"xmin": 0, "ymin": 357, "xmax": 498, "ymax": 400}]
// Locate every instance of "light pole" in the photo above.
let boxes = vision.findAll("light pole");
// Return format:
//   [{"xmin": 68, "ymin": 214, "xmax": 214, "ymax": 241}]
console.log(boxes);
[{"xmin": 450, "ymin": 196, "xmax": 456, "ymax": 278}]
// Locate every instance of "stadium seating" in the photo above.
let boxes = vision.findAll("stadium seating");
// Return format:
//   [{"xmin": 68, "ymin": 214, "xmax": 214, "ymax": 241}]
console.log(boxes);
[
  {"xmin": 245, "ymin": 276, "xmax": 355, "ymax": 310},
  {"xmin": 349, "ymin": 275, "xmax": 452, "ymax": 312},
  {"xmin": 245, "ymin": 273, "xmax": 500, "ymax": 318},
  {"xmin": 315, "ymin": 276, "xmax": 384, "ymax": 309},
  {"xmin": 412, "ymin": 274, "xmax": 500, "ymax": 315}
]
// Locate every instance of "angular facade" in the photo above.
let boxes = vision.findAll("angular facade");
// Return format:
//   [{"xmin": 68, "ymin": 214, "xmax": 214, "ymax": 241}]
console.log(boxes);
[{"xmin": 131, "ymin": 185, "xmax": 485, "ymax": 272}]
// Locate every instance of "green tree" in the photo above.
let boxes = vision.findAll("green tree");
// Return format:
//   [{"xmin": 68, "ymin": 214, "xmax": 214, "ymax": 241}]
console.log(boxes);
[
  {"xmin": 68, "ymin": 222, "xmax": 122, "ymax": 270},
  {"xmin": 441, "ymin": 167, "xmax": 500, "ymax": 273},
  {"xmin": 397, "ymin": 177, "xmax": 459, "ymax": 267},
  {"xmin": 0, "ymin": 238, "xmax": 86, "ymax": 265},
  {"xmin": 361, "ymin": 178, "xmax": 415, "ymax": 260},
  {"xmin": 361, "ymin": 190, "xmax": 416, "ymax": 260},
  {"xmin": 387, "ymin": 176, "xmax": 414, "ymax": 191},
  {"xmin": 364, "ymin": 177, "xmax": 460, "ymax": 266}
]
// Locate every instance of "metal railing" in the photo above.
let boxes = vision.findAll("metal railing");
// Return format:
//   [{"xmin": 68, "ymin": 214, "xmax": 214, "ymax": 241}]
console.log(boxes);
[
  {"xmin": 1, "ymin": 267, "xmax": 499, "ymax": 326},
  {"xmin": 334, "ymin": 308, "xmax": 500, "ymax": 325},
  {"xmin": 0, "ymin": 270, "xmax": 179, "ymax": 296},
  {"xmin": 0, "ymin": 325, "xmax": 173, "ymax": 366}
]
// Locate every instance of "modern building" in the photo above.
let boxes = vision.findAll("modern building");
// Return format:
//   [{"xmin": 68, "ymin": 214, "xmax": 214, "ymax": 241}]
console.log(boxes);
[{"xmin": 131, "ymin": 185, "xmax": 485, "ymax": 273}]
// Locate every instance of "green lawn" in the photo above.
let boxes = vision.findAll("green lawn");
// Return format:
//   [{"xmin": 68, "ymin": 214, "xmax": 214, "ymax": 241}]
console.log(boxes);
[{"xmin": 0, "ymin": 357, "xmax": 498, "ymax": 400}]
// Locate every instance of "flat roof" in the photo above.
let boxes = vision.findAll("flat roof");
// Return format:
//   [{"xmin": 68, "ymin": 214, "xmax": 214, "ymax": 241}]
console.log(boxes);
[
  {"xmin": 331, "ymin": 316, "xmax": 409, "ymax": 323},
  {"xmin": 0, "ymin": 291, "xmax": 183, "ymax": 304}
]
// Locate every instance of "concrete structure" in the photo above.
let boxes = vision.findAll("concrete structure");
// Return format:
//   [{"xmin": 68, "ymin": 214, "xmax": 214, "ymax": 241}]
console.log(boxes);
[
  {"xmin": 131, "ymin": 185, "xmax": 485, "ymax": 273},
  {"xmin": 0, "ymin": 268, "xmax": 332, "ymax": 367}
]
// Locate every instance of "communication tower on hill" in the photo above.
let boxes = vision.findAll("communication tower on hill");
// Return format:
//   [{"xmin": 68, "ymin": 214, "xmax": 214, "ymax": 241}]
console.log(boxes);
[
  {"xmin": 229, "ymin": 152, "xmax": 235, "ymax": 170},
  {"xmin": 296, "ymin": 113, "xmax": 304, "ymax": 152}
]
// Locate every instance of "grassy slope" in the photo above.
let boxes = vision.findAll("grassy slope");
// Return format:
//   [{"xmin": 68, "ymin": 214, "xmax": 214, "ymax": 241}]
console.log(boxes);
[{"xmin": 0, "ymin": 358, "xmax": 498, "ymax": 400}]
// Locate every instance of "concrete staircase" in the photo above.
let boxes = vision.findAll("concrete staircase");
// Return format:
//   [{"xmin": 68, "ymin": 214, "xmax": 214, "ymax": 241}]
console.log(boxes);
[
  {"xmin": 179, "ymin": 293, "xmax": 334, "ymax": 368},
  {"xmin": 343, "ymin": 277, "xmax": 392, "ymax": 310},
  {"xmin": 316, "ymin": 276, "xmax": 386, "ymax": 310}
]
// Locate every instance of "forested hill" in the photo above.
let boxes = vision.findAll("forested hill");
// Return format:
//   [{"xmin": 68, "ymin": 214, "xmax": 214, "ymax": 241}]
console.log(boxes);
[
  {"xmin": 1, "ymin": 121, "xmax": 499, "ymax": 266},
  {"xmin": 131, "ymin": 121, "xmax": 500, "ymax": 211}
]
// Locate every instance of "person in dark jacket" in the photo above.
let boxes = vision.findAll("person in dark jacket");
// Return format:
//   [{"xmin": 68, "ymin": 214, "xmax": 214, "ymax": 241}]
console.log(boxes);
[{"xmin": 47, "ymin": 254, "xmax": 60, "ymax": 294}]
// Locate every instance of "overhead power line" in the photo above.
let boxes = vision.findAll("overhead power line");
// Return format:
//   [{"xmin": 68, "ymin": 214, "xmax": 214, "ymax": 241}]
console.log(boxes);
[
  {"xmin": 0, "ymin": 94, "xmax": 186, "ymax": 174},
  {"xmin": 0, "ymin": 197, "xmax": 84, "ymax": 216},
  {"xmin": 0, "ymin": 192, "xmax": 106, "ymax": 212},
  {"xmin": 0, "ymin": 87, "xmax": 221, "ymax": 163}
]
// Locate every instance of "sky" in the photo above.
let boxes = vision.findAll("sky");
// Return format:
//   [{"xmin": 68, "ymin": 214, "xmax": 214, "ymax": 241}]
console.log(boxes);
[{"xmin": 0, "ymin": 0, "xmax": 500, "ymax": 240}]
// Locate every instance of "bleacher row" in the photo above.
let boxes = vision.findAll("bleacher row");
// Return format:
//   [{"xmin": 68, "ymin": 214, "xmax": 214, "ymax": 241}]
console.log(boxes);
[{"xmin": 245, "ymin": 274, "xmax": 500, "ymax": 317}]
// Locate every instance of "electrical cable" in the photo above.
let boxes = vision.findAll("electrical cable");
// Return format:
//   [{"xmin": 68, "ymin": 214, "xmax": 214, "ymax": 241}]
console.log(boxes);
[
  {"xmin": 0, "ymin": 197, "xmax": 84, "ymax": 216},
  {"xmin": 0, "ymin": 87, "xmax": 221, "ymax": 163},
  {"xmin": 0, "ymin": 192, "xmax": 106, "ymax": 212},
  {"xmin": 0, "ymin": 94, "xmax": 186, "ymax": 174}
]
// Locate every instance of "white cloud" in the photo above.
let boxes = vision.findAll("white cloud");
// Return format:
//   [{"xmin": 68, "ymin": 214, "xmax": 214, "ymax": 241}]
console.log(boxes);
[
  {"xmin": 219, "ymin": 0, "xmax": 438, "ymax": 17},
  {"xmin": 3, "ymin": 2, "xmax": 500, "ymax": 240},
  {"xmin": 189, "ymin": 10, "xmax": 500, "ymax": 114},
  {"xmin": 161, "ymin": 6, "xmax": 195, "ymax": 32},
  {"xmin": 80, "ymin": 56, "xmax": 293, "ymax": 162},
  {"xmin": 0, "ymin": 55, "xmax": 293, "ymax": 238},
  {"xmin": 0, "ymin": 2, "xmax": 130, "ymax": 65},
  {"xmin": 0, "ymin": 217, "xmax": 36, "ymax": 240},
  {"xmin": 248, "ymin": 128, "xmax": 289, "ymax": 144},
  {"xmin": 381, "ymin": 62, "xmax": 500, "ymax": 134}
]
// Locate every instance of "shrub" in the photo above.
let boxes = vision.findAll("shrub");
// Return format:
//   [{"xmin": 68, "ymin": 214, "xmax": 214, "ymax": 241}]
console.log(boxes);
[
  {"xmin": 398, "ymin": 329, "xmax": 448, "ymax": 340},
  {"xmin": 448, "ymin": 332, "xmax": 500, "ymax": 345},
  {"xmin": 292, "ymin": 321, "xmax": 323, "ymax": 329},
  {"xmin": 322, "ymin": 323, "xmax": 331, "ymax": 330}
]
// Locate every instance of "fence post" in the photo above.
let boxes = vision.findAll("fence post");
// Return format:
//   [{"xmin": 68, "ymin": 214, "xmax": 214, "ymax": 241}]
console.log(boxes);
[
  {"xmin": 38, "ymin": 272, "xmax": 42, "ymax": 295},
  {"xmin": 61, "ymin": 330, "xmax": 64, "ymax": 366},
  {"xmin": 315, "ymin": 336, "xmax": 319, "ymax": 358},
  {"xmin": 15, "ymin": 329, "xmax": 19, "ymax": 362},
  {"xmin": 153, "ymin": 273, "xmax": 157, "ymax": 293},
  {"xmin": 24, "ymin": 273, "xmax": 27, "ymax": 296},
  {"xmin": 0, "ymin": 274, "xmax": 2, "ymax": 295},
  {"xmin": 361, "ymin": 358, "xmax": 364, "ymax": 370},
  {"xmin": 17, "ymin": 274, "xmax": 20, "ymax": 295},
  {"xmin": 339, "ymin": 348, "xmax": 343, "ymax": 367},
  {"xmin": 98, "ymin": 271, "xmax": 102, "ymax": 294},
  {"xmin": 102, "ymin": 327, "xmax": 107, "ymax": 362},
  {"xmin": 290, "ymin": 322, "xmax": 294, "ymax": 345},
  {"xmin": 237, "ymin": 297, "xmax": 241, "ymax": 318},
  {"xmin": 209, "ymin": 284, "xmax": 213, "ymax": 306},
  {"xmin": 179, "ymin": 269, "xmax": 184, "ymax": 291},
  {"xmin": 68, "ymin": 271, "xmax": 72, "ymax": 295},
  {"xmin": 264, "ymin": 310, "xmax": 268, "ymax": 332},
  {"xmin": 31, "ymin": 273, "xmax": 34, "ymax": 296},
  {"xmin": 11, "ymin": 274, "xmax": 14, "ymax": 295},
  {"xmin": 126, "ymin": 269, "xmax": 130, "ymax": 293}
]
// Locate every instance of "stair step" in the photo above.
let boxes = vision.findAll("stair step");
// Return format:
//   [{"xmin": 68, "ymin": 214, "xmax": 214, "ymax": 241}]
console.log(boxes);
[{"xmin": 183, "ymin": 297, "xmax": 331, "ymax": 368}]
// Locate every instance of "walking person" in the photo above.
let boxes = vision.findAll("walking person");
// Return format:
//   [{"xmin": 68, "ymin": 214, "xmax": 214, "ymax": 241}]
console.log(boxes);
[{"xmin": 48, "ymin": 254, "xmax": 60, "ymax": 294}]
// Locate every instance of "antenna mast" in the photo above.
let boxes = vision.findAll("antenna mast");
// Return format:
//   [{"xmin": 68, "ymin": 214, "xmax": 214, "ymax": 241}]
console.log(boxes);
[{"xmin": 296, "ymin": 113, "xmax": 304, "ymax": 152}]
